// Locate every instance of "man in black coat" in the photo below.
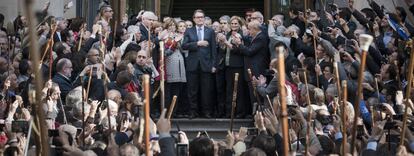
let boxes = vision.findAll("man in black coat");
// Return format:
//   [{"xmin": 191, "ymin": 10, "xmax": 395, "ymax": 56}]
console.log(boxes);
[
  {"xmin": 182, "ymin": 9, "xmax": 217, "ymax": 118},
  {"xmin": 52, "ymin": 58, "xmax": 74, "ymax": 101},
  {"xmin": 233, "ymin": 20, "xmax": 269, "ymax": 113}
]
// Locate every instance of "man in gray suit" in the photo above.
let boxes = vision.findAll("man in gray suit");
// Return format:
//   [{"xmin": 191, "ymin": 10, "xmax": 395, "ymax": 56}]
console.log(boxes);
[{"xmin": 182, "ymin": 9, "xmax": 217, "ymax": 118}]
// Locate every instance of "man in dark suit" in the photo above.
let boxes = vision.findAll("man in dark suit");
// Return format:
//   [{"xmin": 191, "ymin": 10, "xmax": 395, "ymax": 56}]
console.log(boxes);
[
  {"xmin": 53, "ymin": 17, "xmax": 68, "ymax": 43},
  {"xmin": 233, "ymin": 20, "xmax": 269, "ymax": 115},
  {"xmin": 182, "ymin": 9, "xmax": 217, "ymax": 118},
  {"xmin": 52, "ymin": 58, "xmax": 74, "ymax": 101}
]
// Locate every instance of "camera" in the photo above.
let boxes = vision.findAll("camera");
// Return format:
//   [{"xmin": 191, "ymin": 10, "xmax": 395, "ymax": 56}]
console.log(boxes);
[{"xmin": 12, "ymin": 120, "xmax": 29, "ymax": 134}]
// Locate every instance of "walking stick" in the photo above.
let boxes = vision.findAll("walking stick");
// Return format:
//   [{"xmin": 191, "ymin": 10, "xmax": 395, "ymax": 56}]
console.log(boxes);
[
  {"xmin": 230, "ymin": 73, "xmax": 239, "ymax": 132},
  {"xmin": 160, "ymin": 41, "xmax": 165, "ymax": 111},
  {"xmin": 247, "ymin": 68, "xmax": 262, "ymax": 111},
  {"xmin": 350, "ymin": 34, "xmax": 373, "ymax": 154},
  {"xmin": 143, "ymin": 74, "xmax": 151, "ymax": 156},
  {"xmin": 400, "ymin": 39, "xmax": 414, "ymax": 146},
  {"xmin": 266, "ymin": 95, "xmax": 276, "ymax": 115},
  {"xmin": 77, "ymin": 24, "xmax": 85, "ymax": 52},
  {"xmin": 40, "ymin": 22, "xmax": 57, "ymax": 63},
  {"xmin": 85, "ymin": 66, "xmax": 94, "ymax": 101},
  {"xmin": 24, "ymin": 0, "xmax": 49, "ymax": 155},
  {"xmin": 302, "ymin": 69, "xmax": 312, "ymax": 156},
  {"xmin": 276, "ymin": 46, "xmax": 289, "ymax": 156},
  {"xmin": 167, "ymin": 95, "xmax": 177, "ymax": 120},
  {"xmin": 333, "ymin": 62, "xmax": 342, "ymax": 114},
  {"xmin": 341, "ymin": 80, "xmax": 348, "ymax": 156},
  {"xmin": 58, "ymin": 96, "xmax": 68, "ymax": 124},
  {"xmin": 80, "ymin": 75, "xmax": 86, "ymax": 147},
  {"xmin": 23, "ymin": 119, "xmax": 33, "ymax": 156}
]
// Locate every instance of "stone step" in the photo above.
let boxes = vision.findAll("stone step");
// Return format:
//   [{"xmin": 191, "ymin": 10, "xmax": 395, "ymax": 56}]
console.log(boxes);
[{"xmin": 169, "ymin": 118, "xmax": 254, "ymax": 140}]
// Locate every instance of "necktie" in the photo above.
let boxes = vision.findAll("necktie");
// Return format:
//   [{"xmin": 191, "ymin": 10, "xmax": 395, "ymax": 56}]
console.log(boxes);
[{"xmin": 197, "ymin": 27, "xmax": 202, "ymax": 41}]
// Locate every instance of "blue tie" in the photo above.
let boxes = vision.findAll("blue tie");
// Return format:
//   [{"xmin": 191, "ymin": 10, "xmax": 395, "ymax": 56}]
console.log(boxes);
[{"xmin": 197, "ymin": 27, "xmax": 202, "ymax": 41}]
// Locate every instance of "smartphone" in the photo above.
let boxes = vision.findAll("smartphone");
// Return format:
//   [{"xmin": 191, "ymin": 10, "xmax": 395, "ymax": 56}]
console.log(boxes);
[
  {"xmin": 12, "ymin": 120, "xmax": 29, "ymax": 133},
  {"xmin": 177, "ymin": 143, "xmax": 189, "ymax": 156}
]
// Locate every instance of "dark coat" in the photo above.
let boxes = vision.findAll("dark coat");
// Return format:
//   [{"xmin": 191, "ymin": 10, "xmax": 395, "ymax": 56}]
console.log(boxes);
[
  {"xmin": 182, "ymin": 26, "xmax": 217, "ymax": 72},
  {"xmin": 52, "ymin": 73, "xmax": 74, "ymax": 100},
  {"xmin": 234, "ymin": 31, "xmax": 270, "ymax": 80}
]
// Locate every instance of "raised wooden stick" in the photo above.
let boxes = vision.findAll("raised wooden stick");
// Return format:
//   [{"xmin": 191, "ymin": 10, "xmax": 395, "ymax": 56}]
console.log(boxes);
[
  {"xmin": 351, "ymin": 34, "xmax": 373, "ymax": 153},
  {"xmin": 276, "ymin": 46, "xmax": 289, "ymax": 156},
  {"xmin": 230, "ymin": 73, "xmax": 239, "ymax": 132},
  {"xmin": 341, "ymin": 80, "xmax": 348, "ymax": 156},
  {"xmin": 247, "ymin": 68, "xmax": 262, "ymax": 110},
  {"xmin": 77, "ymin": 24, "xmax": 85, "ymax": 52},
  {"xmin": 143, "ymin": 74, "xmax": 151, "ymax": 156},
  {"xmin": 167, "ymin": 95, "xmax": 177, "ymax": 120},
  {"xmin": 302, "ymin": 69, "xmax": 312, "ymax": 156},
  {"xmin": 85, "ymin": 66, "xmax": 94, "ymax": 101},
  {"xmin": 400, "ymin": 39, "xmax": 414, "ymax": 146},
  {"xmin": 40, "ymin": 23, "xmax": 57, "ymax": 62},
  {"xmin": 266, "ymin": 95, "xmax": 276, "ymax": 115},
  {"xmin": 160, "ymin": 41, "xmax": 165, "ymax": 111},
  {"xmin": 24, "ymin": 0, "xmax": 49, "ymax": 155},
  {"xmin": 333, "ymin": 62, "xmax": 342, "ymax": 114}
]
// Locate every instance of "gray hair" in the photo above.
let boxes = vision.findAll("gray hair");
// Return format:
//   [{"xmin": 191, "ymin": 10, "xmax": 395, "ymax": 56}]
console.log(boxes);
[
  {"xmin": 142, "ymin": 11, "xmax": 157, "ymax": 21},
  {"xmin": 219, "ymin": 15, "xmax": 230, "ymax": 22},
  {"xmin": 120, "ymin": 144, "xmax": 140, "ymax": 156}
]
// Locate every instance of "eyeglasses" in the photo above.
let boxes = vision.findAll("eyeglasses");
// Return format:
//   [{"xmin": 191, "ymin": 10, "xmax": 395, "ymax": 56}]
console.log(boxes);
[
  {"xmin": 105, "ymin": 10, "xmax": 113, "ymax": 13},
  {"xmin": 194, "ymin": 16, "xmax": 205, "ymax": 19}
]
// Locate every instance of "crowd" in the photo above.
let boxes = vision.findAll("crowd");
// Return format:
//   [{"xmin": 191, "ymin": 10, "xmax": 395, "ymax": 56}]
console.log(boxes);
[{"xmin": 1, "ymin": 0, "xmax": 414, "ymax": 155}]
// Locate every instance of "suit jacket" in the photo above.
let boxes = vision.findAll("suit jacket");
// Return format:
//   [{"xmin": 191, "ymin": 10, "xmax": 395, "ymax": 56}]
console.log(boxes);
[
  {"xmin": 216, "ymin": 31, "xmax": 244, "ymax": 69},
  {"xmin": 52, "ymin": 73, "xmax": 73, "ymax": 100},
  {"xmin": 235, "ymin": 31, "xmax": 269, "ymax": 80},
  {"xmin": 182, "ymin": 26, "xmax": 217, "ymax": 72}
]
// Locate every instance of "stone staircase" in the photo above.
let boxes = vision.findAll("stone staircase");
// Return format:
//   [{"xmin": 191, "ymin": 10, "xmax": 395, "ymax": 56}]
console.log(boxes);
[
  {"xmin": 171, "ymin": 0, "xmax": 264, "ymax": 21},
  {"xmin": 169, "ymin": 118, "xmax": 254, "ymax": 140}
]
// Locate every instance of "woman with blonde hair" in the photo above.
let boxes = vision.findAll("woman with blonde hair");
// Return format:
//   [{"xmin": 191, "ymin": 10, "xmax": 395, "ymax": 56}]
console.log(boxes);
[{"xmin": 160, "ymin": 18, "xmax": 187, "ymax": 118}]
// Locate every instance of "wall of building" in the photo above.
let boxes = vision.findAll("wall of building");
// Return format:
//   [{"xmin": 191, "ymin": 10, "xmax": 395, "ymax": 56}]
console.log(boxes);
[{"xmin": 0, "ymin": 0, "xmax": 76, "ymax": 23}]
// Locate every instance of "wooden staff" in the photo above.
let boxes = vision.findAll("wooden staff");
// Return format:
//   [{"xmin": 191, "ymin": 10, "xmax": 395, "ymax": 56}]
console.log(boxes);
[
  {"xmin": 230, "ymin": 73, "xmax": 239, "ymax": 132},
  {"xmin": 266, "ymin": 95, "xmax": 276, "ymax": 115},
  {"xmin": 167, "ymin": 95, "xmax": 177, "ymax": 120},
  {"xmin": 160, "ymin": 41, "xmax": 165, "ymax": 110},
  {"xmin": 341, "ymin": 80, "xmax": 348, "ymax": 156},
  {"xmin": 247, "ymin": 69, "xmax": 262, "ymax": 110},
  {"xmin": 85, "ymin": 66, "xmax": 94, "ymax": 101},
  {"xmin": 302, "ymin": 69, "xmax": 312, "ymax": 156},
  {"xmin": 312, "ymin": 28, "xmax": 319, "ymax": 88},
  {"xmin": 40, "ymin": 22, "xmax": 57, "ymax": 62},
  {"xmin": 23, "ymin": 0, "xmax": 49, "ymax": 155},
  {"xmin": 103, "ymin": 72, "xmax": 112, "ymax": 131},
  {"xmin": 333, "ymin": 62, "xmax": 342, "ymax": 114},
  {"xmin": 143, "ymin": 74, "xmax": 151, "ymax": 156},
  {"xmin": 77, "ymin": 24, "xmax": 85, "ymax": 52},
  {"xmin": 400, "ymin": 39, "xmax": 414, "ymax": 146},
  {"xmin": 276, "ymin": 46, "xmax": 289, "ymax": 156},
  {"xmin": 350, "ymin": 34, "xmax": 373, "ymax": 153},
  {"xmin": 80, "ymin": 74, "xmax": 86, "ymax": 147},
  {"xmin": 112, "ymin": 21, "xmax": 117, "ymax": 49}
]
